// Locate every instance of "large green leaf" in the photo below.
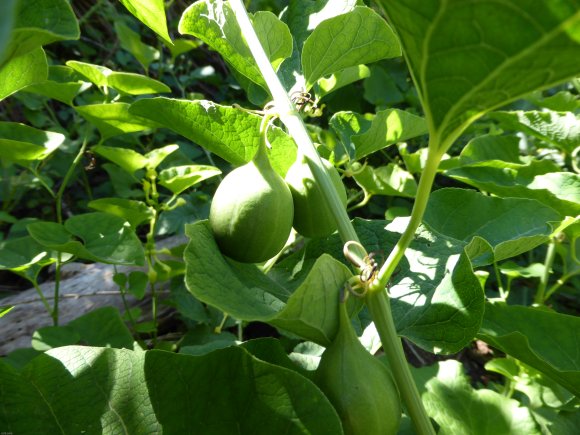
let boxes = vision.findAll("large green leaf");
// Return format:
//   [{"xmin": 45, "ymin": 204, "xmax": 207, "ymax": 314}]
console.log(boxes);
[
  {"xmin": 489, "ymin": 110, "xmax": 580, "ymax": 153},
  {"xmin": 330, "ymin": 109, "xmax": 427, "ymax": 161},
  {"xmin": 129, "ymin": 98, "xmax": 297, "ymax": 176},
  {"xmin": 27, "ymin": 213, "xmax": 145, "ymax": 266},
  {"xmin": 75, "ymin": 103, "xmax": 160, "ymax": 139},
  {"xmin": 445, "ymin": 162, "xmax": 580, "ymax": 218},
  {"xmin": 158, "ymin": 165, "xmax": 221, "ymax": 195},
  {"xmin": 0, "ymin": 345, "xmax": 342, "ymax": 434},
  {"xmin": 302, "ymin": 6, "xmax": 400, "ymax": 89},
  {"xmin": 423, "ymin": 360, "xmax": 540, "ymax": 435},
  {"xmin": 458, "ymin": 134, "xmax": 522, "ymax": 165},
  {"xmin": 92, "ymin": 145, "xmax": 148, "ymax": 174},
  {"xmin": 32, "ymin": 307, "xmax": 134, "ymax": 351},
  {"xmin": 184, "ymin": 221, "xmax": 352, "ymax": 346},
  {"xmin": 1, "ymin": 0, "xmax": 79, "ymax": 67},
  {"xmin": 379, "ymin": 0, "xmax": 580, "ymax": 152},
  {"xmin": 478, "ymin": 302, "xmax": 580, "ymax": 397},
  {"xmin": 23, "ymin": 65, "xmax": 91, "ymax": 105},
  {"xmin": 423, "ymin": 188, "xmax": 561, "ymax": 265},
  {"xmin": 317, "ymin": 64, "xmax": 371, "ymax": 99},
  {"xmin": 353, "ymin": 163, "xmax": 418, "ymax": 199},
  {"xmin": 0, "ymin": 236, "xmax": 57, "ymax": 283},
  {"xmin": 279, "ymin": 0, "xmax": 358, "ymax": 93},
  {"xmin": 271, "ymin": 219, "xmax": 485, "ymax": 354},
  {"xmin": 66, "ymin": 60, "xmax": 111, "ymax": 87},
  {"xmin": 118, "ymin": 0, "xmax": 172, "ymax": 44},
  {"xmin": 0, "ymin": 122, "xmax": 64, "ymax": 163},
  {"xmin": 283, "ymin": 0, "xmax": 357, "ymax": 50},
  {"xmin": 0, "ymin": 0, "xmax": 17, "ymax": 62},
  {"xmin": 88, "ymin": 198, "xmax": 153, "ymax": 228},
  {"xmin": 106, "ymin": 72, "xmax": 170, "ymax": 95},
  {"xmin": 179, "ymin": 0, "xmax": 292, "ymax": 90},
  {"xmin": 145, "ymin": 347, "xmax": 342, "ymax": 434},
  {"xmin": 0, "ymin": 47, "xmax": 47, "ymax": 101}
]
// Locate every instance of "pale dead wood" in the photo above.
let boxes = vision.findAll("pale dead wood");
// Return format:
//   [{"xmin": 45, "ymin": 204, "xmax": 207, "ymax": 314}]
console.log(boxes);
[{"xmin": 0, "ymin": 235, "xmax": 187, "ymax": 355}]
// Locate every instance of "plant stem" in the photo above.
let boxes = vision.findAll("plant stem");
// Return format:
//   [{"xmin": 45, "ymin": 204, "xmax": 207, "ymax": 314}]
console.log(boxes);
[
  {"xmin": 56, "ymin": 138, "xmax": 88, "ymax": 224},
  {"xmin": 229, "ymin": 0, "xmax": 363, "ymax": 255},
  {"xmin": 53, "ymin": 253, "xmax": 62, "ymax": 325},
  {"xmin": 32, "ymin": 279, "xmax": 53, "ymax": 318},
  {"xmin": 230, "ymin": 2, "xmax": 434, "ymax": 432},
  {"xmin": 535, "ymin": 238, "xmax": 557, "ymax": 305},
  {"xmin": 372, "ymin": 147, "xmax": 441, "ymax": 292},
  {"xmin": 51, "ymin": 138, "xmax": 88, "ymax": 325},
  {"xmin": 493, "ymin": 261, "xmax": 507, "ymax": 299},
  {"xmin": 545, "ymin": 270, "xmax": 580, "ymax": 300},
  {"xmin": 366, "ymin": 290, "xmax": 435, "ymax": 435}
]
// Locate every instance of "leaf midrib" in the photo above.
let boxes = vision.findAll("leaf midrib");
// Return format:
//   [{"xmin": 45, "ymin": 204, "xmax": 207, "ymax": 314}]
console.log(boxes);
[{"xmin": 421, "ymin": 3, "xmax": 580, "ymax": 142}]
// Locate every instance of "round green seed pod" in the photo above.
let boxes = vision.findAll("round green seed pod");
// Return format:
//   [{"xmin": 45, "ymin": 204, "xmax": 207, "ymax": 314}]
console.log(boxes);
[
  {"xmin": 285, "ymin": 156, "xmax": 347, "ymax": 238},
  {"xmin": 209, "ymin": 150, "xmax": 294, "ymax": 263},
  {"xmin": 315, "ymin": 301, "xmax": 402, "ymax": 435}
]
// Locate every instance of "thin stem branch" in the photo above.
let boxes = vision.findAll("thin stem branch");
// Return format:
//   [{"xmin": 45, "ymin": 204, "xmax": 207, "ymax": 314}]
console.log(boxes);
[
  {"xmin": 493, "ymin": 261, "xmax": 506, "ymax": 299},
  {"xmin": 56, "ymin": 138, "xmax": 89, "ymax": 224},
  {"xmin": 372, "ymin": 147, "xmax": 441, "ymax": 292},
  {"xmin": 535, "ymin": 238, "xmax": 557, "ymax": 305}
]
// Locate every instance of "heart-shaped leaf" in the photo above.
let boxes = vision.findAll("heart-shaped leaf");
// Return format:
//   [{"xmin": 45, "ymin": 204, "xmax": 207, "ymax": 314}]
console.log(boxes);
[
  {"xmin": 130, "ymin": 98, "xmax": 297, "ymax": 176},
  {"xmin": 118, "ymin": 0, "xmax": 172, "ymax": 45},
  {"xmin": 0, "ymin": 345, "xmax": 342, "ymax": 434},
  {"xmin": 478, "ymin": 302, "xmax": 580, "ymax": 397},
  {"xmin": 379, "ymin": 0, "xmax": 580, "ymax": 152},
  {"xmin": 302, "ymin": 6, "xmax": 400, "ymax": 89},
  {"xmin": 423, "ymin": 188, "xmax": 561, "ymax": 265},
  {"xmin": 184, "ymin": 221, "xmax": 352, "ymax": 346}
]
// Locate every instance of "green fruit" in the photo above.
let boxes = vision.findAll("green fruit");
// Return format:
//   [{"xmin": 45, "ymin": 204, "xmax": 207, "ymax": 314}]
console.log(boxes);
[
  {"xmin": 285, "ymin": 156, "xmax": 347, "ymax": 238},
  {"xmin": 209, "ymin": 146, "xmax": 294, "ymax": 263},
  {"xmin": 315, "ymin": 301, "xmax": 402, "ymax": 435}
]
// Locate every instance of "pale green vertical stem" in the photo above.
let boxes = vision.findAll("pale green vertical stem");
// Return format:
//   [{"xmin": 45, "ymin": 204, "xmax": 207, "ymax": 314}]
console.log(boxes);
[
  {"xmin": 493, "ymin": 261, "xmax": 507, "ymax": 299},
  {"xmin": 535, "ymin": 238, "xmax": 557, "ymax": 305},
  {"xmin": 52, "ymin": 138, "xmax": 89, "ymax": 325},
  {"xmin": 366, "ymin": 290, "xmax": 435, "ymax": 435}
]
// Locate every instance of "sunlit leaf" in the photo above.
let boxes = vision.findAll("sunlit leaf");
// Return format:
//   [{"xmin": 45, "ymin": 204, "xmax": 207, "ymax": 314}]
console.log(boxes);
[
  {"xmin": 158, "ymin": 165, "xmax": 221, "ymax": 195},
  {"xmin": 489, "ymin": 110, "xmax": 580, "ymax": 153},
  {"xmin": 0, "ymin": 122, "xmax": 64, "ymax": 163},
  {"xmin": 424, "ymin": 360, "xmax": 540, "ymax": 434},
  {"xmin": 130, "ymin": 98, "xmax": 297, "ymax": 176},
  {"xmin": 75, "ymin": 103, "xmax": 160, "ymax": 139},
  {"xmin": 0, "ymin": 48, "xmax": 47, "ymax": 101},
  {"xmin": 118, "ymin": 0, "xmax": 172, "ymax": 44},
  {"xmin": 302, "ymin": 7, "xmax": 400, "ymax": 89}
]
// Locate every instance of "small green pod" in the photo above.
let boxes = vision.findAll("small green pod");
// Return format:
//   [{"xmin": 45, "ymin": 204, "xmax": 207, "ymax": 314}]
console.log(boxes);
[
  {"xmin": 315, "ymin": 300, "xmax": 402, "ymax": 435},
  {"xmin": 285, "ymin": 156, "xmax": 347, "ymax": 238},
  {"xmin": 209, "ymin": 146, "xmax": 294, "ymax": 263}
]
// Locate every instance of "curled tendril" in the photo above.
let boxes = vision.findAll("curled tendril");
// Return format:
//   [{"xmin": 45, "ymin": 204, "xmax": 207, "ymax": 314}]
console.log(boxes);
[
  {"xmin": 345, "ymin": 276, "xmax": 368, "ymax": 298},
  {"xmin": 343, "ymin": 240, "xmax": 366, "ymax": 268},
  {"xmin": 259, "ymin": 102, "xmax": 280, "ymax": 149}
]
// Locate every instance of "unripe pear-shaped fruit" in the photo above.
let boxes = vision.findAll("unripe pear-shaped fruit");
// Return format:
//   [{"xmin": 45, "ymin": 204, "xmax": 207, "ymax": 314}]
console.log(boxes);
[
  {"xmin": 315, "ymin": 300, "xmax": 402, "ymax": 435},
  {"xmin": 285, "ymin": 155, "xmax": 347, "ymax": 238},
  {"xmin": 209, "ymin": 145, "xmax": 294, "ymax": 263}
]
